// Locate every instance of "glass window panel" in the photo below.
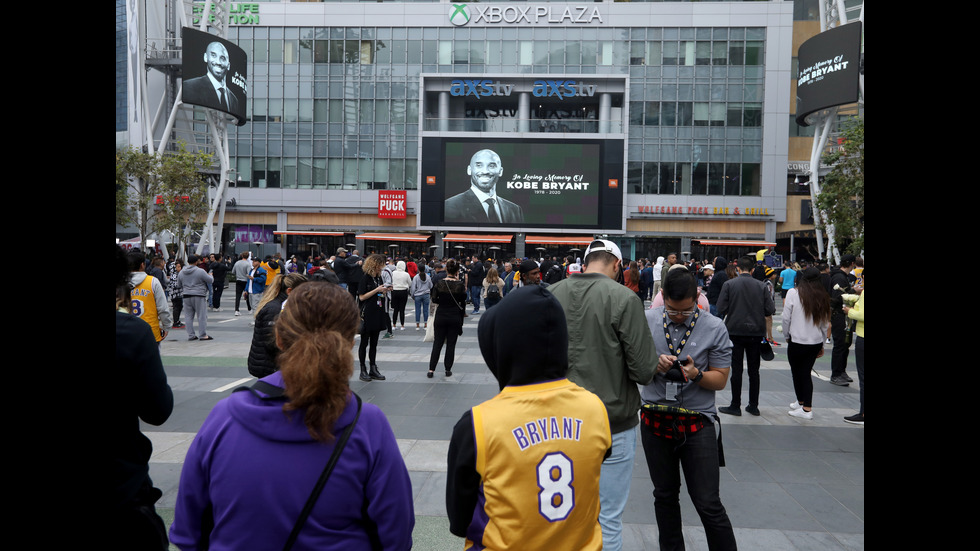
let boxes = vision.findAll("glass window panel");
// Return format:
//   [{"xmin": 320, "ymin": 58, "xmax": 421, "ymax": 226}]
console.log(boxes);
[
  {"xmin": 663, "ymin": 42, "xmax": 678, "ymax": 65},
  {"xmin": 725, "ymin": 163, "xmax": 740, "ymax": 195},
  {"xmin": 375, "ymin": 99, "xmax": 389, "ymax": 123},
  {"xmin": 677, "ymin": 102, "xmax": 692, "ymax": 126},
  {"xmin": 691, "ymin": 162, "xmax": 707, "ymax": 194},
  {"xmin": 282, "ymin": 158, "xmax": 297, "ymax": 189},
  {"xmin": 682, "ymin": 41, "xmax": 696, "ymax": 66},
  {"xmin": 599, "ymin": 42, "xmax": 613, "ymax": 65},
  {"xmin": 328, "ymin": 99, "xmax": 343, "ymax": 123},
  {"xmin": 438, "ymin": 41, "xmax": 452, "ymax": 65},
  {"xmin": 742, "ymin": 164, "xmax": 761, "ymax": 195},
  {"xmin": 659, "ymin": 163, "xmax": 676, "ymax": 194},
  {"xmin": 313, "ymin": 159, "xmax": 326, "ymax": 189},
  {"xmin": 696, "ymin": 42, "xmax": 711, "ymax": 65},
  {"xmin": 643, "ymin": 161, "xmax": 658, "ymax": 194},
  {"xmin": 299, "ymin": 99, "xmax": 313, "ymax": 122},
  {"xmin": 470, "ymin": 41, "xmax": 484, "ymax": 64},
  {"xmin": 284, "ymin": 40, "xmax": 298, "ymax": 64},
  {"xmin": 520, "ymin": 41, "xmax": 534, "ymax": 65},
  {"xmin": 712, "ymin": 42, "xmax": 727, "ymax": 65},
  {"xmin": 627, "ymin": 162, "xmax": 642, "ymax": 194},
  {"xmin": 327, "ymin": 158, "xmax": 343, "ymax": 189},
  {"xmin": 405, "ymin": 160, "xmax": 417, "ymax": 190},
  {"xmin": 729, "ymin": 42, "xmax": 744, "ymax": 65},
  {"xmin": 407, "ymin": 40, "xmax": 421, "ymax": 64},
  {"xmin": 269, "ymin": 39, "xmax": 283, "ymax": 64},
  {"xmin": 359, "ymin": 100, "xmax": 374, "ymax": 123},
  {"xmin": 743, "ymin": 103, "xmax": 762, "ymax": 126},
  {"xmin": 746, "ymin": 41, "xmax": 764, "ymax": 65},
  {"xmin": 708, "ymin": 163, "xmax": 724, "ymax": 195},
  {"xmin": 645, "ymin": 101, "xmax": 660, "ymax": 126}
]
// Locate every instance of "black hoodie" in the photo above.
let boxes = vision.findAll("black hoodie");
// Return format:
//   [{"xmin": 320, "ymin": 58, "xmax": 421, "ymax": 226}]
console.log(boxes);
[{"xmin": 477, "ymin": 285, "xmax": 568, "ymax": 390}]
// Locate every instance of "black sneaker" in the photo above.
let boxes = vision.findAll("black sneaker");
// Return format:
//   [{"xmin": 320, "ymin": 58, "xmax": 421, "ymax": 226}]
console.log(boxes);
[
  {"xmin": 842, "ymin": 374, "xmax": 854, "ymax": 382},
  {"xmin": 830, "ymin": 376, "xmax": 850, "ymax": 386},
  {"xmin": 745, "ymin": 405, "xmax": 760, "ymax": 416},
  {"xmin": 844, "ymin": 413, "xmax": 864, "ymax": 425},
  {"xmin": 718, "ymin": 406, "xmax": 741, "ymax": 416}
]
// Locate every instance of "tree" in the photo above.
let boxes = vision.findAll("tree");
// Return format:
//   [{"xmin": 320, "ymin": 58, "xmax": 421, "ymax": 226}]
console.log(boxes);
[
  {"xmin": 815, "ymin": 117, "xmax": 864, "ymax": 257},
  {"xmin": 116, "ymin": 142, "xmax": 214, "ymax": 254}
]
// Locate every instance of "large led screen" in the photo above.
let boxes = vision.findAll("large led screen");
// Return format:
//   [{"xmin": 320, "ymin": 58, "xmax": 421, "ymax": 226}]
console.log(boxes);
[
  {"xmin": 796, "ymin": 22, "xmax": 862, "ymax": 126},
  {"xmin": 420, "ymin": 138, "xmax": 624, "ymax": 231},
  {"xmin": 181, "ymin": 27, "xmax": 248, "ymax": 126}
]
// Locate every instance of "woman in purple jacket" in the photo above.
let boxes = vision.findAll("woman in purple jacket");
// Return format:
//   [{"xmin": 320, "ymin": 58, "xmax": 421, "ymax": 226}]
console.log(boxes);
[{"xmin": 170, "ymin": 282, "xmax": 414, "ymax": 550}]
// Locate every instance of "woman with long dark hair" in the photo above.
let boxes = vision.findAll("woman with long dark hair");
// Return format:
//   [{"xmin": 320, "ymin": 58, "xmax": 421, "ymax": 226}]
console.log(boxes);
[
  {"xmin": 428, "ymin": 259, "xmax": 468, "ymax": 378},
  {"xmin": 247, "ymin": 272, "xmax": 308, "ymax": 378},
  {"xmin": 169, "ymin": 282, "xmax": 414, "ymax": 550},
  {"xmin": 781, "ymin": 267, "xmax": 832, "ymax": 420},
  {"xmin": 357, "ymin": 254, "xmax": 389, "ymax": 382}
]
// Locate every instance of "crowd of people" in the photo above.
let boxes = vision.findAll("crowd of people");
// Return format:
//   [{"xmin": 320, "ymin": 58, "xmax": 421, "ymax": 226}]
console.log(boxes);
[{"xmin": 113, "ymin": 241, "xmax": 863, "ymax": 550}]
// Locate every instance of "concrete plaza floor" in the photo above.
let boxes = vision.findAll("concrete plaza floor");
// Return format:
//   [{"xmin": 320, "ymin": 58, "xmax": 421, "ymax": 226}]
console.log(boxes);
[{"xmin": 147, "ymin": 290, "xmax": 863, "ymax": 550}]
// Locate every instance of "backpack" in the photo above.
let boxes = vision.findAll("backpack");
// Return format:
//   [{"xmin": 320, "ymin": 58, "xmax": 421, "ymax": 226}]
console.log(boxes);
[{"xmin": 486, "ymin": 283, "xmax": 501, "ymax": 298}]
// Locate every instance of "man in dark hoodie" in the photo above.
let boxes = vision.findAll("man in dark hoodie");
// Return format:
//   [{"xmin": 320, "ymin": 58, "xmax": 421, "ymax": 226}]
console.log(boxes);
[
  {"xmin": 706, "ymin": 256, "xmax": 728, "ymax": 317},
  {"xmin": 447, "ymin": 285, "xmax": 611, "ymax": 551}
]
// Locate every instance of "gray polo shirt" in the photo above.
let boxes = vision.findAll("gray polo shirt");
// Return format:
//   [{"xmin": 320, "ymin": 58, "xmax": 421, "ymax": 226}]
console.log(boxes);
[{"xmin": 640, "ymin": 305, "xmax": 733, "ymax": 417}]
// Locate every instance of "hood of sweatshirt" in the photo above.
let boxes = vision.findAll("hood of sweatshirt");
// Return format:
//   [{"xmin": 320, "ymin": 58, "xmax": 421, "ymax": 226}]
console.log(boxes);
[
  {"xmin": 478, "ymin": 285, "xmax": 568, "ymax": 391},
  {"xmin": 225, "ymin": 371, "xmax": 357, "ymax": 443}
]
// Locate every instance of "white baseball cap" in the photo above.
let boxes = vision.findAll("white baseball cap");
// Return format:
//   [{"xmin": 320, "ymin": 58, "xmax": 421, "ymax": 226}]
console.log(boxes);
[{"xmin": 584, "ymin": 239, "xmax": 623, "ymax": 263}]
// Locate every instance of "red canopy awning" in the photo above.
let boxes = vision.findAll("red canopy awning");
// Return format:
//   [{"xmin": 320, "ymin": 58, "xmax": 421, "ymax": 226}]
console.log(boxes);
[
  {"xmin": 355, "ymin": 232, "xmax": 432, "ymax": 242},
  {"xmin": 524, "ymin": 235, "xmax": 596, "ymax": 246},
  {"xmin": 694, "ymin": 240, "xmax": 776, "ymax": 247},
  {"xmin": 273, "ymin": 231, "xmax": 346, "ymax": 236},
  {"xmin": 443, "ymin": 233, "xmax": 514, "ymax": 243}
]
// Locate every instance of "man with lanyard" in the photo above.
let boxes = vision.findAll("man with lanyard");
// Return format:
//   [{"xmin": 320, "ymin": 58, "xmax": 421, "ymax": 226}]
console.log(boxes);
[{"xmin": 640, "ymin": 267, "xmax": 737, "ymax": 551}]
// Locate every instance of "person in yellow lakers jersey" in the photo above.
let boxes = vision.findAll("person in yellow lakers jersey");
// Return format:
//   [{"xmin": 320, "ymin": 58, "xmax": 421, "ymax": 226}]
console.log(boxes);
[
  {"xmin": 447, "ymin": 285, "xmax": 611, "ymax": 550},
  {"xmin": 128, "ymin": 251, "xmax": 173, "ymax": 344}
]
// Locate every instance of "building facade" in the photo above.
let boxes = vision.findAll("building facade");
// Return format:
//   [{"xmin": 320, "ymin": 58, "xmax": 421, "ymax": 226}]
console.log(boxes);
[{"xmin": 127, "ymin": 1, "xmax": 797, "ymax": 264}]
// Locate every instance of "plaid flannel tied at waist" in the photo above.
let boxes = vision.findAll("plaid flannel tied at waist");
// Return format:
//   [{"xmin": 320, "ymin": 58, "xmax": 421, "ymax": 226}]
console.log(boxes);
[{"xmin": 641, "ymin": 403, "xmax": 706, "ymax": 440}]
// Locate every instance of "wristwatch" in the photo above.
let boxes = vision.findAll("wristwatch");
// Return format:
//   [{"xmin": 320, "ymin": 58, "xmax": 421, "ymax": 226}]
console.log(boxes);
[{"xmin": 691, "ymin": 368, "xmax": 704, "ymax": 383}]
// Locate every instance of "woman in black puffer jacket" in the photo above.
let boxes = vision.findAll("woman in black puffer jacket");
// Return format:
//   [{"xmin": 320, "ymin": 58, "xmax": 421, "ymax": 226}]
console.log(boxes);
[{"xmin": 247, "ymin": 273, "xmax": 308, "ymax": 378}]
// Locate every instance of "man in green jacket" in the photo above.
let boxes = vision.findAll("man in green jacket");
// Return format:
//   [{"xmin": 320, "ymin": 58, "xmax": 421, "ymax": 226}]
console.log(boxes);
[{"xmin": 547, "ymin": 239, "xmax": 658, "ymax": 551}]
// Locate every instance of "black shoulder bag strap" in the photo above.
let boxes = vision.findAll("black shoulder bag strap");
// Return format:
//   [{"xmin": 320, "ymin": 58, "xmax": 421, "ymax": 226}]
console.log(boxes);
[
  {"xmin": 235, "ymin": 381, "xmax": 363, "ymax": 551},
  {"xmin": 283, "ymin": 392, "xmax": 362, "ymax": 551}
]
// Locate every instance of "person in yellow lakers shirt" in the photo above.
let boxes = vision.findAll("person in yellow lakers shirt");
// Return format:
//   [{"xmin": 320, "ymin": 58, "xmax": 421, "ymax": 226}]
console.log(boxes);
[
  {"xmin": 128, "ymin": 250, "xmax": 173, "ymax": 345},
  {"xmin": 842, "ymin": 269, "xmax": 864, "ymax": 425},
  {"xmin": 447, "ymin": 285, "xmax": 611, "ymax": 551}
]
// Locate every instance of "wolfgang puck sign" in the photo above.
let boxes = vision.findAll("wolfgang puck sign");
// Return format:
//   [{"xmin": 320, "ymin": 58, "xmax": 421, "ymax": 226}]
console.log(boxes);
[{"xmin": 378, "ymin": 190, "xmax": 407, "ymax": 219}]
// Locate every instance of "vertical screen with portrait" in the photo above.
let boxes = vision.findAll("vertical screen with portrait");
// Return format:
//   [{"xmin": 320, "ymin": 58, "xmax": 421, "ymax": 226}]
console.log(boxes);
[
  {"xmin": 420, "ymin": 138, "xmax": 624, "ymax": 231},
  {"xmin": 181, "ymin": 27, "xmax": 248, "ymax": 126}
]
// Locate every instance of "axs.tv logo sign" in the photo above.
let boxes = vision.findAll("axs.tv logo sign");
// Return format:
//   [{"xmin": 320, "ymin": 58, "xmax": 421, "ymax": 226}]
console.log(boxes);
[{"xmin": 450, "ymin": 79, "xmax": 597, "ymax": 100}]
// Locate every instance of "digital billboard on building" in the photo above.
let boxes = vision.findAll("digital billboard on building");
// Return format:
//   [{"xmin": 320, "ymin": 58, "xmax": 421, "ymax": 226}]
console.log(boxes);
[
  {"xmin": 181, "ymin": 27, "xmax": 249, "ymax": 126},
  {"xmin": 420, "ymin": 137, "xmax": 624, "ymax": 231}
]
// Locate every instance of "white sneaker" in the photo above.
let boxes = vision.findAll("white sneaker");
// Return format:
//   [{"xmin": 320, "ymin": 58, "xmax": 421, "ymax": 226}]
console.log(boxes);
[
  {"xmin": 235, "ymin": 311, "xmax": 241, "ymax": 316},
  {"xmin": 790, "ymin": 401, "xmax": 802, "ymax": 410},
  {"xmin": 788, "ymin": 408, "xmax": 813, "ymax": 420}
]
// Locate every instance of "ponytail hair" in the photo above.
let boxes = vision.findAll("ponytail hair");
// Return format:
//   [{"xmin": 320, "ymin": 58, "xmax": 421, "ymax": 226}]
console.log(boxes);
[{"xmin": 275, "ymin": 282, "xmax": 359, "ymax": 442}]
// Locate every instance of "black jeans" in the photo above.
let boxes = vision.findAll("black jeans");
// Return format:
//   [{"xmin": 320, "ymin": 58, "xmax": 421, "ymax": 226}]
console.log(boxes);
[
  {"xmin": 787, "ymin": 341, "xmax": 822, "ymax": 408},
  {"xmin": 429, "ymin": 315, "xmax": 461, "ymax": 371},
  {"xmin": 235, "ymin": 280, "xmax": 250, "ymax": 311},
  {"xmin": 830, "ymin": 313, "xmax": 850, "ymax": 378},
  {"xmin": 641, "ymin": 421, "xmax": 737, "ymax": 551},
  {"xmin": 728, "ymin": 335, "xmax": 762, "ymax": 408},
  {"xmin": 854, "ymin": 335, "xmax": 864, "ymax": 413}
]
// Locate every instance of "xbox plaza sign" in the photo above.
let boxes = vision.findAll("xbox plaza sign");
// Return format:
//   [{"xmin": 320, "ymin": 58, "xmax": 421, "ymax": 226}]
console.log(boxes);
[{"xmin": 449, "ymin": 3, "xmax": 604, "ymax": 26}]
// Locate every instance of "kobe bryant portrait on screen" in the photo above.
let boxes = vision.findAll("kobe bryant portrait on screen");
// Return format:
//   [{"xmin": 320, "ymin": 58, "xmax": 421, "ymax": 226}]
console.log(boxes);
[
  {"xmin": 444, "ymin": 149, "xmax": 525, "ymax": 225},
  {"xmin": 183, "ymin": 41, "xmax": 241, "ymax": 115}
]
